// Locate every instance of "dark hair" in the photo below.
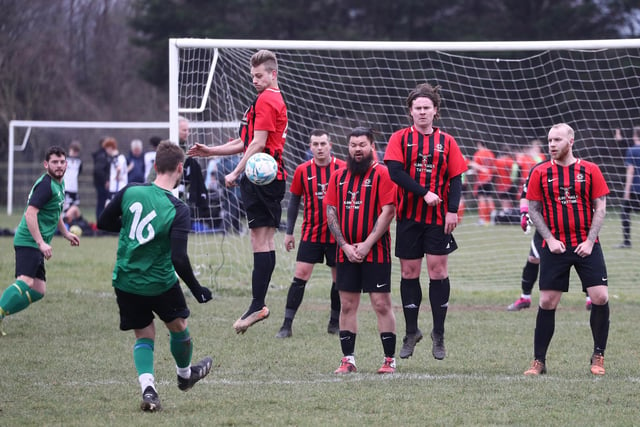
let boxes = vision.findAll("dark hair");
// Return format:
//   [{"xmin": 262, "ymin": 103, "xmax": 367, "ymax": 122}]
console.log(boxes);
[
  {"xmin": 46, "ymin": 146, "xmax": 66, "ymax": 161},
  {"xmin": 69, "ymin": 140, "xmax": 81, "ymax": 152},
  {"xmin": 406, "ymin": 83, "xmax": 442, "ymax": 120},
  {"xmin": 149, "ymin": 136, "xmax": 162, "ymax": 148},
  {"xmin": 309, "ymin": 129, "xmax": 330, "ymax": 141},
  {"xmin": 348, "ymin": 126, "xmax": 375, "ymax": 144},
  {"xmin": 154, "ymin": 141, "xmax": 184, "ymax": 173},
  {"xmin": 251, "ymin": 49, "xmax": 278, "ymax": 72}
]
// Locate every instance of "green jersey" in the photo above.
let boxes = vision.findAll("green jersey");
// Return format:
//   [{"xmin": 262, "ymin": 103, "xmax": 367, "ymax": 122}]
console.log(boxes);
[
  {"xmin": 103, "ymin": 183, "xmax": 191, "ymax": 296},
  {"xmin": 14, "ymin": 174, "xmax": 65, "ymax": 248}
]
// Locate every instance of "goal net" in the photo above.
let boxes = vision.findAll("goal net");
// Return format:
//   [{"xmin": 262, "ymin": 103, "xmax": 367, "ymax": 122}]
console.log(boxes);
[{"xmin": 170, "ymin": 38, "xmax": 640, "ymax": 295}]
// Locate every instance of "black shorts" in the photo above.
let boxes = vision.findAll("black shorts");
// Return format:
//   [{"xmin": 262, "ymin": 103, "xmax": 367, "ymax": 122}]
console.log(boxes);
[
  {"xmin": 497, "ymin": 185, "xmax": 518, "ymax": 201},
  {"xmin": 529, "ymin": 231, "xmax": 543, "ymax": 260},
  {"xmin": 336, "ymin": 261, "xmax": 391, "ymax": 293},
  {"xmin": 395, "ymin": 219, "xmax": 458, "ymax": 259},
  {"xmin": 240, "ymin": 175, "xmax": 285, "ymax": 229},
  {"xmin": 475, "ymin": 182, "xmax": 494, "ymax": 197},
  {"xmin": 296, "ymin": 240, "xmax": 337, "ymax": 267},
  {"xmin": 15, "ymin": 246, "xmax": 46, "ymax": 281},
  {"xmin": 539, "ymin": 242, "xmax": 608, "ymax": 293},
  {"xmin": 115, "ymin": 281, "xmax": 190, "ymax": 331}
]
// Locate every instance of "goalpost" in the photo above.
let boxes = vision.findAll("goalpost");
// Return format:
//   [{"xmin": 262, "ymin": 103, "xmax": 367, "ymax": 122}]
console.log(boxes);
[{"xmin": 169, "ymin": 38, "xmax": 640, "ymax": 293}]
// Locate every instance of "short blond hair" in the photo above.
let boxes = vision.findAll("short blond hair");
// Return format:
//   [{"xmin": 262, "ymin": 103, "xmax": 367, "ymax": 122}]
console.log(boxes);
[{"xmin": 251, "ymin": 49, "xmax": 277, "ymax": 72}]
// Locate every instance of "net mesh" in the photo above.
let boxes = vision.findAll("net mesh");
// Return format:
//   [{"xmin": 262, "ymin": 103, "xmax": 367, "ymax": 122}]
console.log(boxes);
[{"xmin": 176, "ymin": 42, "xmax": 640, "ymax": 292}]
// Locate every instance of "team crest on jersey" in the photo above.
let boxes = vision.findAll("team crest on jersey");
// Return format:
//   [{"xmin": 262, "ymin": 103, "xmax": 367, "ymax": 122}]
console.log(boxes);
[
  {"xmin": 415, "ymin": 153, "xmax": 433, "ymax": 174},
  {"xmin": 316, "ymin": 183, "xmax": 328, "ymax": 199},
  {"xmin": 362, "ymin": 179, "xmax": 372, "ymax": 187},
  {"xmin": 576, "ymin": 173, "xmax": 585, "ymax": 183},
  {"xmin": 345, "ymin": 190, "xmax": 361, "ymax": 210},
  {"xmin": 558, "ymin": 186, "xmax": 577, "ymax": 205},
  {"xmin": 435, "ymin": 143, "xmax": 444, "ymax": 152}
]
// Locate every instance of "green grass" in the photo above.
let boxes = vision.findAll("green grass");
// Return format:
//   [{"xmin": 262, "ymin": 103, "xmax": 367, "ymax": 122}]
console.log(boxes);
[{"xmin": 1, "ymin": 210, "xmax": 640, "ymax": 426}]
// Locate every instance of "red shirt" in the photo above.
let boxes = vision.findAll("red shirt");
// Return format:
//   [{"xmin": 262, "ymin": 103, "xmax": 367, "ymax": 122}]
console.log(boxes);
[
  {"xmin": 324, "ymin": 162, "xmax": 396, "ymax": 263},
  {"xmin": 516, "ymin": 153, "xmax": 545, "ymax": 194},
  {"xmin": 384, "ymin": 126, "xmax": 467, "ymax": 225},
  {"xmin": 494, "ymin": 154, "xmax": 516, "ymax": 193},
  {"xmin": 527, "ymin": 159, "xmax": 609, "ymax": 247},
  {"xmin": 290, "ymin": 156, "xmax": 346, "ymax": 244},
  {"xmin": 472, "ymin": 147, "xmax": 496, "ymax": 188},
  {"xmin": 240, "ymin": 88, "xmax": 288, "ymax": 180}
]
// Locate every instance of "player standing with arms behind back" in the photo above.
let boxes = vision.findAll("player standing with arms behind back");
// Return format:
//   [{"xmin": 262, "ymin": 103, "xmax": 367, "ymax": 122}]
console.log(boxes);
[
  {"xmin": 187, "ymin": 49, "xmax": 288, "ymax": 334},
  {"xmin": 276, "ymin": 130, "xmax": 345, "ymax": 338},
  {"xmin": 98, "ymin": 141, "xmax": 213, "ymax": 411},
  {"xmin": 384, "ymin": 83, "xmax": 467, "ymax": 361},
  {"xmin": 523, "ymin": 123, "xmax": 610, "ymax": 376}
]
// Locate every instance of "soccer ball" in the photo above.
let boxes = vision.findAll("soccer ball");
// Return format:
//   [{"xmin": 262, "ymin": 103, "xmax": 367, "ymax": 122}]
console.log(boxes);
[
  {"xmin": 69, "ymin": 224, "xmax": 83, "ymax": 237},
  {"xmin": 245, "ymin": 153, "xmax": 278, "ymax": 185}
]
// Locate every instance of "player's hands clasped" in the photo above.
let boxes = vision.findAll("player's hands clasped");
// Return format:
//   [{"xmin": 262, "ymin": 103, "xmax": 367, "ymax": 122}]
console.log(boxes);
[
  {"xmin": 191, "ymin": 286, "xmax": 213, "ymax": 303},
  {"xmin": 424, "ymin": 191, "xmax": 442, "ymax": 206}
]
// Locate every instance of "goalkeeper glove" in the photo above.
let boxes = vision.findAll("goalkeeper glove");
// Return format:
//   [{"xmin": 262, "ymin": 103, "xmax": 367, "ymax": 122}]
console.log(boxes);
[
  {"xmin": 190, "ymin": 285, "xmax": 213, "ymax": 303},
  {"xmin": 520, "ymin": 206, "xmax": 532, "ymax": 234}
]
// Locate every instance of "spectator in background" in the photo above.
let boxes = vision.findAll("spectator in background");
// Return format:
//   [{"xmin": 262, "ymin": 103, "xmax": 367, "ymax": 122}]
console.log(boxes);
[
  {"xmin": 63, "ymin": 140, "xmax": 83, "ymax": 224},
  {"xmin": 92, "ymin": 137, "xmax": 112, "ymax": 220},
  {"xmin": 127, "ymin": 139, "xmax": 146, "ymax": 184},
  {"xmin": 103, "ymin": 137, "xmax": 128, "ymax": 201},
  {"xmin": 144, "ymin": 136, "xmax": 162, "ymax": 183},
  {"xmin": 216, "ymin": 154, "xmax": 245, "ymax": 234},
  {"xmin": 614, "ymin": 126, "xmax": 640, "ymax": 249},
  {"xmin": 469, "ymin": 140, "xmax": 496, "ymax": 225}
]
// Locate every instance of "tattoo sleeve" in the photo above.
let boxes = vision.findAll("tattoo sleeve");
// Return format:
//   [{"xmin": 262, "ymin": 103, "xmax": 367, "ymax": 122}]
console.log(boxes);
[
  {"xmin": 326, "ymin": 205, "xmax": 347, "ymax": 248},
  {"xmin": 587, "ymin": 195, "xmax": 607, "ymax": 242},
  {"xmin": 528, "ymin": 200, "xmax": 553, "ymax": 240}
]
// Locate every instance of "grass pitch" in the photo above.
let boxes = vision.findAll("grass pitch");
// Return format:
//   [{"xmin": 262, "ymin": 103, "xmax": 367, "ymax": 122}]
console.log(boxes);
[{"xmin": 0, "ymin": 211, "xmax": 639, "ymax": 426}]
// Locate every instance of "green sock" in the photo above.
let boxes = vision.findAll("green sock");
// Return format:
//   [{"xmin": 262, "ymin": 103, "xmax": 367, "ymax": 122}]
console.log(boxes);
[
  {"xmin": 0, "ymin": 280, "xmax": 43, "ymax": 317},
  {"xmin": 170, "ymin": 328, "xmax": 193, "ymax": 369},
  {"xmin": 133, "ymin": 338, "xmax": 155, "ymax": 375}
]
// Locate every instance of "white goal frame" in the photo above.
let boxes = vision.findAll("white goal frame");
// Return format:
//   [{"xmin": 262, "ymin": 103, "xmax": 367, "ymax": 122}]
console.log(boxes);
[
  {"xmin": 168, "ymin": 37, "xmax": 640, "ymax": 133},
  {"xmin": 6, "ymin": 120, "xmax": 168, "ymax": 215}
]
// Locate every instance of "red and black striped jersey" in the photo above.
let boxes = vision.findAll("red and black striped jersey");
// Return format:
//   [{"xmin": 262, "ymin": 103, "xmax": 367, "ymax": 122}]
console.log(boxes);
[
  {"xmin": 290, "ymin": 156, "xmax": 346, "ymax": 243},
  {"xmin": 324, "ymin": 162, "xmax": 396, "ymax": 263},
  {"xmin": 384, "ymin": 126, "xmax": 467, "ymax": 225},
  {"xmin": 527, "ymin": 159, "xmax": 609, "ymax": 247},
  {"xmin": 239, "ymin": 88, "xmax": 288, "ymax": 180}
]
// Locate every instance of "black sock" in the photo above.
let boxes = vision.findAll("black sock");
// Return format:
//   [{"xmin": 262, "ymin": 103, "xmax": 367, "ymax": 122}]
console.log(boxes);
[
  {"xmin": 429, "ymin": 278, "xmax": 450, "ymax": 335},
  {"xmin": 339, "ymin": 330, "xmax": 356, "ymax": 356},
  {"xmin": 590, "ymin": 302, "xmax": 610, "ymax": 355},
  {"xmin": 284, "ymin": 277, "xmax": 307, "ymax": 323},
  {"xmin": 380, "ymin": 332, "xmax": 396, "ymax": 358},
  {"xmin": 400, "ymin": 278, "xmax": 421, "ymax": 334},
  {"xmin": 533, "ymin": 307, "xmax": 555, "ymax": 363},
  {"xmin": 521, "ymin": 261, "xmax": 539, "ymax": 295},
  {"xmin": 247, "ymin": 252, "xmax": 273, "ymax": 314},
  {"xmin": 330, "ymin": 281, "xmax": 340, "ymax": 322}
]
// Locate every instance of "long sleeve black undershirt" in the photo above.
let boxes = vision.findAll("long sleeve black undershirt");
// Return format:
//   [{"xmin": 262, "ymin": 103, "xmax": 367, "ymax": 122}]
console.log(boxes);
[
  {"xmin": 286, "ymin": 193, "xmax": 302, "ymax": 235},
  {"xmin": 386, "ymin": 160, "xmax": 462, "ymax": 213}
]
